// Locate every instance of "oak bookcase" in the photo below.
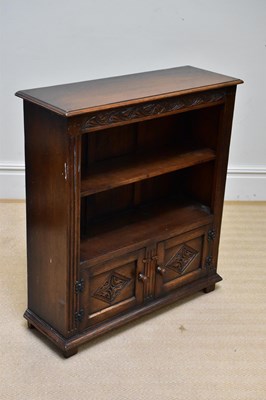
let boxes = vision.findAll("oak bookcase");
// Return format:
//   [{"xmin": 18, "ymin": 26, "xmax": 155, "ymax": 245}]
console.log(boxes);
[{"xmin": 16, "ymin": 66, "xmax": 243, "ymax": 357}]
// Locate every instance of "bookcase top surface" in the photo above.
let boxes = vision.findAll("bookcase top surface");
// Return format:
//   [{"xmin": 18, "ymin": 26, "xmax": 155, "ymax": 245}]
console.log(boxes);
[{"xmin": 16, "ymin": 66, "xmax": 242, "ymax": 117}]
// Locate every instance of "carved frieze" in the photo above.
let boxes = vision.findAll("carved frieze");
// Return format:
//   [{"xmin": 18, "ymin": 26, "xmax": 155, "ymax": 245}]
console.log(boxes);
[{"xmin": 81, "ymin": 90, "xmax": 225, "ymax": 131}]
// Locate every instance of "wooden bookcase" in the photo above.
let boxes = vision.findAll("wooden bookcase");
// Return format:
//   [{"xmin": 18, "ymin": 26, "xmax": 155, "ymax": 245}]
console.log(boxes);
[{"xmin": 16, "ymin": 66, "xmax": 243, "ymax": 357}]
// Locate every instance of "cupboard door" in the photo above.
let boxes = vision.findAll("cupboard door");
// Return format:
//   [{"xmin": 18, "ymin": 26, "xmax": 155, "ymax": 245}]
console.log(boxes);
[
  {"xmin": 155, "ymin": 226, "xmax": 211, "ymax": 297},
  {"xmin": 79, "ymin": 249, "xmax": 145, "ymax": 330}
]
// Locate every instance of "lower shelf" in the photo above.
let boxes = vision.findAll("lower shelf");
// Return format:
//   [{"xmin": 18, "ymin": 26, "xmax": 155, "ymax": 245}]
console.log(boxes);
[
  {"xmin": 24, "ymin": 272, "xmax": 222, "ymax": 357},
  {"xmin": 80, "ymin": 198, "xmax": 213, "ymax": 265}
]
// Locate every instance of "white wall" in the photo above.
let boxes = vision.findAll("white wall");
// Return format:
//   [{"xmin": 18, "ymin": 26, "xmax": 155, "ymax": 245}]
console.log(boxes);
[{"xmin": 1, "ymin": 0, "xmax": 266, "ymax": 199}]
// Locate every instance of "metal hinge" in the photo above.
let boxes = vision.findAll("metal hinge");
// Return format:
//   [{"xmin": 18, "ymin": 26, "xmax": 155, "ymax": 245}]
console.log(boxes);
[
  {"xmin": 205, "ymin": 255, "xmax": 213, "ymax": 267},
  {"xmin": 205, "ymin": 255, "xmax": 214, "ymax": 271},
  {"xmin": 75, "ymin": 278, "xmax": 85, "ymax": 293},
  {"xmin": 75, "ymin": 309, "xmax": 84, "ymax": 322},
  {"xmin": 208, "ymin": 229, "xmax": 216, "ymax": 241},
  {"xmin": 205, "ymin": 256, "xmax": 213, "ymax": 270}
]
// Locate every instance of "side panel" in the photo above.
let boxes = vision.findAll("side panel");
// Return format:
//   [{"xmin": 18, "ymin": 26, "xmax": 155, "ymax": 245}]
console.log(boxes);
[
  {"xmin": 210, "ymin": 87, "xmax": 237, "ymax": 269},
  {"xmin": 24, "ymin": 101, "xmax": 72, "ymax": 336}
]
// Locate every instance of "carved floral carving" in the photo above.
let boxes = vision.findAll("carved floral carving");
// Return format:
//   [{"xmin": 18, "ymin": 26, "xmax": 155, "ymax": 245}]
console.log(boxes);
[
  {"xmin": 81, "ymin": 90, "xmax": 225, "ymax": 131},
  {"xmin": 165, "ymin": 244, "xmax": 198, "ymax": 275},
  {"xmin": 93, "ymin": 272, "xmax": 131, "ymax": 304}
]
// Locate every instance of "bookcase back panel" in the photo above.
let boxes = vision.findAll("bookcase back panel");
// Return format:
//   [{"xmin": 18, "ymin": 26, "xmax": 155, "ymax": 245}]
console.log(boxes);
[
  {"xmin": 188, "ymin": 105, "xmax": 223, "ymax": 151},
  {"xmin": 183, "ymin": 162, "xmax": 215, "ymax": 210},
  {"xmin": 80, "ymin": 172, "xmax": 184, "ymax": 236},
  {"xmin": 81, "ymin": 105, "xmax": 222, "ymax": 179},
  {"xmin": 80, "ymin": 159, "xmax": 215, "ymax": 242},
  {"xmin": 82, "ymin": 124, "xmax": 137, "ymax": 165}
]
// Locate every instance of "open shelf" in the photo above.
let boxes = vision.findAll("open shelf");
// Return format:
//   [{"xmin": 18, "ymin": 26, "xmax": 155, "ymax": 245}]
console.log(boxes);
[
  {"xmin": 80, "ymin": 197, "xmax": 213, "ymax": 265},
  {"xmin": 81, "ymin": 147, "xmax": 216, "ymax": 197}
]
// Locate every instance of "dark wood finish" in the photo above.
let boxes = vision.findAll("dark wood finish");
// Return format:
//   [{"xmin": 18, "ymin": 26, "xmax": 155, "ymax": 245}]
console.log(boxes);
[
  {"xmin": 23, "ymin": 272, "xmax": 222, "ymax": 354},
  {"xmin": 203, "ymin": 283, "xmax": 216, "ymax": 293},
  {"xmin": 80, "ymin": 199, "xmax": 213, "ymax": 265},
  {"xmin": 27, "ymin": 321, "xmax": 35, "ymax": 329},
  {"xmin": 63, "ymin": 348, "xmax": 78, "ymax": 358},
  {"xmin": 81, "ymin": 148, "xmax": 216, "ymax": 196},
  {"xmin": 155, "ymin": 226, "xmax": 211, "ymax": 297},
  {"xmin": 23, "ymin": 102, "xmax": 72, "ymax": 337},
  {"xmin": 16, "ymin": 66, "xmax": 242, "ymax": 357},
  {"xmin": 16, "ymin": 66, "xmax": 242, "ymax": 116},
  {"xmin": 79, "ymin": 249, "xmax": 145, "ymax": 330}
]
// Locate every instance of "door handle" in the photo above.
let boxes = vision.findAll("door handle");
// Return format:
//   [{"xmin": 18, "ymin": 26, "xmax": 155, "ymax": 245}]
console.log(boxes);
[
  {"xmin": 156, "ymin": 266, "xmax": 166, "ymax": 275},
  {"xmin": 138, "ymin": 273, "xmax": 148, "ymax": 282}
]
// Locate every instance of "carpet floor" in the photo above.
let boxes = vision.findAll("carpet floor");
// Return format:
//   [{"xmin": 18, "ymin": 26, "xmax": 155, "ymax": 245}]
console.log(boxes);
[{"xmin": 0, "ymin": 201, "xmax": 265, "ymax": 400}]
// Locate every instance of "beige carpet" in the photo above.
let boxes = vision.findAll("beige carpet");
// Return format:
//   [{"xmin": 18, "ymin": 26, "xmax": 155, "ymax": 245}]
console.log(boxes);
[{"xmin": 0, "ymin": 201, "xmax": 265, "ymax": 400}]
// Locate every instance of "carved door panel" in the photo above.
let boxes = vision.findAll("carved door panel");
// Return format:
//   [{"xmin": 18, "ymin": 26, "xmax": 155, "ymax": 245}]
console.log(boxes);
[
  {"xmin": 79, "ymin": 249, "xmax": 145, "ymax": 331},
  {"xmin": 154, "ymin": 226, "xmax": 211, "ymax": 297}
]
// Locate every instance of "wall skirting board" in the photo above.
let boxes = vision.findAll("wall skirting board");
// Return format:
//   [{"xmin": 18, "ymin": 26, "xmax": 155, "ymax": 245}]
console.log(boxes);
[
  {"xmin": 0, "ymin": 164, "xmax": 265, "ymax": 201},
  {"xmin": 0, "ymin": 163, "xmax": 25, "ymax": 199},
  {"xmin": 225, "ymin": 166, "xmax": 266, "ymax": 201}
]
